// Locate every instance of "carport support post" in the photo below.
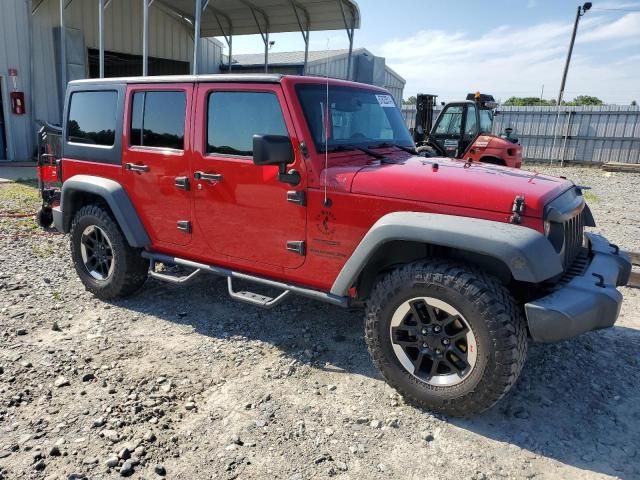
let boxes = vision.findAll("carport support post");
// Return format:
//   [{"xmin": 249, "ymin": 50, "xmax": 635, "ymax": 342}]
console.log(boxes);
[
  {"xmin": 249, "ymin": 6, "xmax": 270, "ymax": 73},
  {"xmin": 338, "ymin": 0, "xmax": 355, "ymax": 81},
  {"xmin": 214, "ymin": 13, "xmax": 233, "ymax": 73},
  {"xmin": 59, "ymin": 0, "xmax": 67, "ymax": 96},
  {"xmin": 192, "ymin": 0, "xmax": 203, "ymax": 74},
  {"xmin": 264, "ymin": 29, "xmax": 269, "ymax": 73},
  {"xmin": 291, "ymin": 1, "xmax": 310, "ymax": 75},
  {"xmin": 98, "ymin": 0, "xmax": 105, "ymax": 78},
  {"xmin": 142, "ymin": 0, "xmax": 152, "ymax": 76}
]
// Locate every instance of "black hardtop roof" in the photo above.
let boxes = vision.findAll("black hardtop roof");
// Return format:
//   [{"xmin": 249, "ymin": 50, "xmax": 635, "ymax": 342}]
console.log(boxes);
[{"xmin": 68, "ymin": 74, "xmax": 285, "ymax": 86}]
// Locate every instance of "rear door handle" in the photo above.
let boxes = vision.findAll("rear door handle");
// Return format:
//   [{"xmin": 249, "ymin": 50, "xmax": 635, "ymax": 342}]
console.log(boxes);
[
  {"xmin": 194, "ymin": 171, "xmax": 223, "ymax": 182},
  {"xmin": 125, "ymin": 163, "xmax": 149, "ymax": 173}
]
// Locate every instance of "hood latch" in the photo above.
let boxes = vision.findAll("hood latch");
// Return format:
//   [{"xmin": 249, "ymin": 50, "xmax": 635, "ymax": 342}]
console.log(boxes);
[{"xmin": 510, "ymin": 195, "xmax": 525, "ymax": 224}]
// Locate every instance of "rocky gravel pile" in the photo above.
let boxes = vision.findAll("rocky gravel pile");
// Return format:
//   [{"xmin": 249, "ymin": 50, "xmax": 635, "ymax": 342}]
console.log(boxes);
[
  {"xmin": 1, "ymin": 167, "xmax": 639, "ymax": 480},
  {"xmin": 528, "ymin": 164, "xmax": 640, "ymax": 252}
]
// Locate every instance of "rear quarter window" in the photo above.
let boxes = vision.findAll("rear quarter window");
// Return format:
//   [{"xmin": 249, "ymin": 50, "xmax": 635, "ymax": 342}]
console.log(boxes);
[
  {"xmin": 130, "ymin": 91, "xmax": 186, "ymax": 150},
  {"xmin": 67, "ymin": 91, "xmax": 118, "ymax": 146}
]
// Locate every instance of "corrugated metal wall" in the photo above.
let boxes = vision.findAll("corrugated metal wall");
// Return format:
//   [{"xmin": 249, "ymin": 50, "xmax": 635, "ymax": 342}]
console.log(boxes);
[
  {"xmin": 494, "ymin": 106, "xmax": 640, "ymax": 164},
  {"xmin": 0, "ymin": 0, "xmax": 222, "ymax": 160},
  {"xmin": 306, "ymin": 53, "xmax": 351, "ymax": 80},
  {"xmin": 401, "ymin": 104, "xmax": 640, "ymax": 164},
  {"xmin": 0, "ymin": 0, "xmax": 33, "ymax": 160},
  {"xmin": 198, "ymin": 38, "xmax": 224, "ymax": 75},
  {"xmin": 384, "ymin": 68, "xmax": 406, "ymax": 109},
  {"xmin": 32, "ymin": 0, "xmax": 206, "ymax": 126},
  {"xmin": 306, "ymin": 52, "xmax": 405, "ymax": 106}
]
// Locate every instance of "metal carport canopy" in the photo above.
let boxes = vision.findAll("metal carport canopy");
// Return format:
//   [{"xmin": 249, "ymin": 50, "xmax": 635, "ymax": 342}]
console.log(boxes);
[{"xmin": 155, "ymin": 0, "xmax": 360, "ymax": 76}]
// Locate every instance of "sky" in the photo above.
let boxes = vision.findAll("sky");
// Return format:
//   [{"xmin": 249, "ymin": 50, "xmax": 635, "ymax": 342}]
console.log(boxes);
[{"xmin": 221, "ymin": 0, "xmax": 640, "ymax": 105}]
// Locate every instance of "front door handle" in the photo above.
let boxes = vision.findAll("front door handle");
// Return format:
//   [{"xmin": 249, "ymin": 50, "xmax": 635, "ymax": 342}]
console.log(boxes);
[
  {"xmin": 125, "ymin": 163, "xmax": 149, "ymax": 173},
  {"xmin": 194, "ymin": 171, "xmax": 223, "ymax": 182}
]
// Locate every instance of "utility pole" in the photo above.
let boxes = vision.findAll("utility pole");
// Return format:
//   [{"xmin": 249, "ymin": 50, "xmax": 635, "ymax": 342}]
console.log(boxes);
[
  {"xmin": 557, "ymin": 2, "xmax": 592, "ymax": 105},
  {"xmin": 551, "ymin": 2, "xmax": 592, "ymax": 166}
]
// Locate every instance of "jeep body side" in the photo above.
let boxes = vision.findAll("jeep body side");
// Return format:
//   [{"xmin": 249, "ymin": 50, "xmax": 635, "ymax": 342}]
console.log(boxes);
[{"xmin": 53, "ymin": 74, "xmax": 631, "ymax": 416}]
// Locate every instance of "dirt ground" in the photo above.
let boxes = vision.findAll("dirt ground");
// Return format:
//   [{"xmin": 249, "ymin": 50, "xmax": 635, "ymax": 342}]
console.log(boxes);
[{"xmin": 0, "ymin": 166, "xmax": 639, "ymax": 480}]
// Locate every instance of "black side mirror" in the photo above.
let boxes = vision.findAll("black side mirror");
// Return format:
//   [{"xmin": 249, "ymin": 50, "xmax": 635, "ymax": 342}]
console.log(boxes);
[
  {"xmin": 253, "ymin": 134, "xmax": 293, "ymax": 166},
  {"xmin": 252, "ymin": 134, "xmax": 300, "ymax": 186}
]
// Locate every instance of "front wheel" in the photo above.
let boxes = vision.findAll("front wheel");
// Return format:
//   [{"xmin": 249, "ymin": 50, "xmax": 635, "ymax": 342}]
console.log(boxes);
[
  {"xmin": 365, "ymin": 260, "xmax": 527, "ymax": 417},
  {"xmin": 70, "ymin": 204, "xmax": 148, "ymax": 299}
]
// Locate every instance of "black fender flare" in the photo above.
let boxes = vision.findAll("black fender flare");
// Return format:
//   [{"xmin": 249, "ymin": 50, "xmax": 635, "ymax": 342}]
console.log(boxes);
[
  {"xmin": 58, "ymin": 175, "xmax": 150, "ymax": 248},
  {"xmin": 330, "ymin": 212, "xmax": 563, "ymax": 296}
]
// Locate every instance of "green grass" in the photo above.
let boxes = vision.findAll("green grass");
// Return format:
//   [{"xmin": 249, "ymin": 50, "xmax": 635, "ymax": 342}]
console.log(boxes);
[
  {"xmin": 0, "ymin": 179, "xmax": 42, "ymax": 235},
  {"xmin": 583, "ymin": 191, "xmax": 599, "ymax": 203},
  {"xmin": 0, "ymin": 179, "xmax": 41, "ymax": 214}
]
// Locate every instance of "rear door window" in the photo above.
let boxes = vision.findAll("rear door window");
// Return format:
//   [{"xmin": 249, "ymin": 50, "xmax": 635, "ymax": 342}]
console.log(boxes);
[
  {"xmin": 67, "ymin": 91, "xmax": 117, "ymax": 146},
  {"xmin": 207, "ymin": 91, "xmax": 288, "ymax": 156},
  {"xmin": 129, "ymin": 91, "xmax": 186, "ymax": 150}
]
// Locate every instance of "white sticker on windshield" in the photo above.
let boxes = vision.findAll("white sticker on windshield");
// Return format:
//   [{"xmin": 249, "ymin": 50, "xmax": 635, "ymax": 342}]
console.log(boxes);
[{"xmin": 375, "ymin": 94, "xmax": 395, "ymax": 108}]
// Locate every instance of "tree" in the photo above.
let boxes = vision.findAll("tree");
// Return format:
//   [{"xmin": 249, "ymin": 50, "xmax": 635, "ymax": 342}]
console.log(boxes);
[
  {"xmin": 632, "ymin": 100, "xmax": 637, "ymax": 106},
  {"xmin": 502, "ymin": 97, "xmax": 555, "ymax": 106},
  {"xmin": 562, "ymin": 95, "xmax": 603, "ymax": 106},
  {"xmin": 403, "ymin": 96, "xmax": 417, "ymax": 105}
]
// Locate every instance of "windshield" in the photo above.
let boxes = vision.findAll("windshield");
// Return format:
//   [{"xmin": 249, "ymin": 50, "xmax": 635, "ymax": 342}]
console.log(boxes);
[
  {"xmin": 296, "ymin": 84, "xmax": 413, "ymax": 152},
  {"xmin": 434, "ymin": 105, "xmax": 463, "ymax": 135}
]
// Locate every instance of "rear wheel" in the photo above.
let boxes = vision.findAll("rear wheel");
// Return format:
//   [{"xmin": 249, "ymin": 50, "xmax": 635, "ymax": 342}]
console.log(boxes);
[
  {"xmin": 365, "ymin": 260, "xmax": 527, "ymax": 417},
  {"xmin": 70, "ymin": 204, "xmax": 147, "ymax": 299}
]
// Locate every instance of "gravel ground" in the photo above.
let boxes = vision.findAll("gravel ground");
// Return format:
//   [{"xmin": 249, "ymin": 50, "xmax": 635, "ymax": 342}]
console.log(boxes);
[{"xmin": 0, "ymin": 167, "xmax": 639, "ymax": 480}]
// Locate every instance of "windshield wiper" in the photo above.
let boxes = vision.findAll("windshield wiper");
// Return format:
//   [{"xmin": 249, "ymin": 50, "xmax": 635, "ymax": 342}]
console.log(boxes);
[
  {"xmin": 322, "ymin": 144, "xmax": 390, "ymax": 161},
  {"xmin": 369, "ymin": 142, "xmax": 417, "ymax": 155}
]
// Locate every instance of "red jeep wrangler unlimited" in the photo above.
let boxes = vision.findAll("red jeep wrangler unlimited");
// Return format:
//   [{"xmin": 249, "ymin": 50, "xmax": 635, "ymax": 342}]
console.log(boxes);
[{"xmin": 53, "ymin": 74, "xmax": 631, "ymax": 416}]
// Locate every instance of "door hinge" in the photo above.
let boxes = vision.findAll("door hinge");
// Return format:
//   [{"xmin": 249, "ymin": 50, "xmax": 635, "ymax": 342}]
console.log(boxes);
[
  {"xmin": 287, "ymin": 190, "xmax": 306, "ymax": 206},
  {"xmin": 175, "ymin": 176, "xmax": 190, "ymax": 190},
  {"xmin": 286, "ymin": 240, "xmax": 306, "ymax": 256},
  {"xmin": 176, "ymin": 220, "xmax": 192, "ymax": 234}
]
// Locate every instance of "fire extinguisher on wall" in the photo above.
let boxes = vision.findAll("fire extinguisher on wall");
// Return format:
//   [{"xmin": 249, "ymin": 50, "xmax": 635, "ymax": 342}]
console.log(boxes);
[{"xmin": 8, "ymin": 68, "xmax": 26, "ymax": 116}]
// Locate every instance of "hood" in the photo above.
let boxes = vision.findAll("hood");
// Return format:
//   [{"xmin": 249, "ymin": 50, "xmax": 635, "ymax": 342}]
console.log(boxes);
[{"xmin": 349, "ymin": 156, "xmax": 572, "ymax": 218}]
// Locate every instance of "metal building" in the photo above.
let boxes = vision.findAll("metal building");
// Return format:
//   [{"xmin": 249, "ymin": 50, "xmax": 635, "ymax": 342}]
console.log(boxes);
[
  {"xmin": 0, "ymin": 0, "xmax": 361, "ymax": 162},
  {"xmin": 1, "ymin": 0, "xmax": 224, "ymax": 161},
  {"xmin": 228, "ymin": 48, "xmax": 406, "ymax": 106}
]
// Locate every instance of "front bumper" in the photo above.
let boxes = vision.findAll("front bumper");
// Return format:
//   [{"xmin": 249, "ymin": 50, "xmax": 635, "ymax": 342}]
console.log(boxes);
[
  {"xmin": 525, "ymin": 233, "xmax": 631, "ymax": 343},
  {"xmin": 52, "ymin": 206, "xmax": 63, "ymax": 233}
]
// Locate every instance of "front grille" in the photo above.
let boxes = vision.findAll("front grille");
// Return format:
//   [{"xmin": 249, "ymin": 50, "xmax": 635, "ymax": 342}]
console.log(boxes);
[
  {"xmin": 562, "ymin": 210, "xmax": 585, "ymax": 269},
  {"xmin": 556, "ymin": 248, "xmax": 589, "ymax": 288}
]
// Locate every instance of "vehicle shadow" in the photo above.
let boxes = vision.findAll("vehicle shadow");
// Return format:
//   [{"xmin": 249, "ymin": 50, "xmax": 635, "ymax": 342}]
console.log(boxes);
[
  {"xmin": 114, "ymin": 276, "xmax": 640, "ymax": 479},
  {"xmin": 453, "ymin": 325, "xmax": 640, "ymax": 479}
]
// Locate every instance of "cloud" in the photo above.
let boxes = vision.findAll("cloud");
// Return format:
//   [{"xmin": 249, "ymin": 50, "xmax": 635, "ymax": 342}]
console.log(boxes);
[
  {"xmin": 579, "ymin": 12, "xmax": 640, "ymax": 41},
  {"xmin": 379, "ymin": 13, "xmax": 640, "ymax": 104}
]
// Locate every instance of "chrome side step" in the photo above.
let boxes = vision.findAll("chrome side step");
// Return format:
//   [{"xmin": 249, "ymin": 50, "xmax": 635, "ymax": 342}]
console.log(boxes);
[
  {"xmin": 227, "ymin": 277, "xmax": 290, "ymax": 308},
  {"xmin": 141, "ymin": 251, "xmax": 349, "ymax": 309},
  {"xmin": 148, "ymin": 259, "xmax": 202, "ymax": 284}
]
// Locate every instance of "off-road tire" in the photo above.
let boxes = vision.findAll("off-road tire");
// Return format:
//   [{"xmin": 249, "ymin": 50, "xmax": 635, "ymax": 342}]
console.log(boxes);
[
  {"xmin": 416, "ymin": 145, "xmax": 438, "ymax": 158},
  {"xmin": 70, "ymin": 204, "xmax": 148, "ymax": 299},
  {"xmin": 365, "ymin": 260, "xmax": 527, "ymax": 417}
]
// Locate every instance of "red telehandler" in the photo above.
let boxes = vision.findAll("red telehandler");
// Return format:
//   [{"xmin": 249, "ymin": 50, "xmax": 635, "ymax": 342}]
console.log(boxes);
[{"xmin": 413, "ymin": 92, "xmax": 522, "ymax": 168}]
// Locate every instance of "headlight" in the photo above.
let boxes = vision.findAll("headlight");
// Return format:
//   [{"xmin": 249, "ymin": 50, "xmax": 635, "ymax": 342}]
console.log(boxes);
[{"xmin": 545, "ymin": 220, "xmax": 565, "ymax": 253}]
